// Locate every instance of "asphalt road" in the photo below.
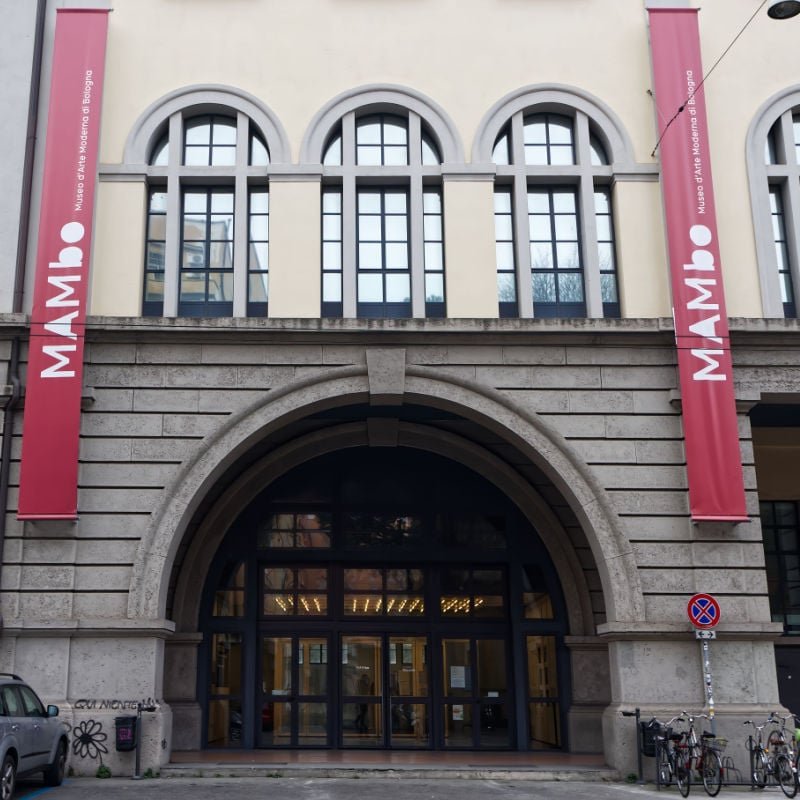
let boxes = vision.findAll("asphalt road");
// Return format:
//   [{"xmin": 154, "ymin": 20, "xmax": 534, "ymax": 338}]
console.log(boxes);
[{"xmin": 13, "ymin": 777, "xmax": 760, "ymax": 800}]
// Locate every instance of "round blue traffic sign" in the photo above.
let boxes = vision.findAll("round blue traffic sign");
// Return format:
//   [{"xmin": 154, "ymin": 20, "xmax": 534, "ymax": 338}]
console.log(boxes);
[{"xmin": 687, "ymin": 593, "xmax": 721, "ymax": 629}]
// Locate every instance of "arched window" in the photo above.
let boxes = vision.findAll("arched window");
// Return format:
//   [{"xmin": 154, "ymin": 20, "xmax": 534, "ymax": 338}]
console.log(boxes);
[
  {"xmin": 144, "ymin": 113, "xmax": 268, "ymax": 317},
  {"xmin": 748, "ymin": 90, "xmax": 800, "ymax": 318},
  {"xmin": 306, "ymin": 87, "xmax": 461, "ymax": 319},
  {"xmin": 125, "ymin": 87, "xmax": 289, "ymax": 318},
  {"xmin": 477, "ymin": 88, "xmax": 631, "ymax": 319}
]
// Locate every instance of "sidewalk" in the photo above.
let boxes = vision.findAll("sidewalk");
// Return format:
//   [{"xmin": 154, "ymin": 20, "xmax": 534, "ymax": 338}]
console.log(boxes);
[
  {"xmin": 163, "ymin": 748, "xmax": 615, "ymax": 780},
  {"xmin": 15, "ymin": 776, "xmax": 762, "ymax": 800}
]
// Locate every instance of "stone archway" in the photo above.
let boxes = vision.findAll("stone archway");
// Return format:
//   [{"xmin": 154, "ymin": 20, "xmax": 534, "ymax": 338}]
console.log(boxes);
[{"xmin": 128, "ymin": 362, "xmax": 643, "ymax": 627}]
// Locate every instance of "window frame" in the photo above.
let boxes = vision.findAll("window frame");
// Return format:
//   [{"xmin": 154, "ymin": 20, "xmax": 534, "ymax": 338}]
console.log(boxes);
[
  {"xmin": 179, "ymin": 186, "xmax": 236, "ymax": 317},
  {"xmin": 474, "ymin": 86, "xmax": 644, "ymax": 320},
  {"xmin": 141, "ymin": 110, "xmax": 269, "ymax": 318},
  {"xmin": 125, "ymin": 88, "xmax": 288, "ymax": 319},
  {"xmin": 318, "ymin": 104, "xmax": 447, "ymax": 319},
  {"xmin": 493, "ymin": 109, "xmax": 616, "ymax": 319},
  {"xmin": 748, "ymin": 92, "xmax": 800, "ymax": 318},
  {"xmin": 761, "ymin": 500, "xmax": 800, "ymax": 632}
]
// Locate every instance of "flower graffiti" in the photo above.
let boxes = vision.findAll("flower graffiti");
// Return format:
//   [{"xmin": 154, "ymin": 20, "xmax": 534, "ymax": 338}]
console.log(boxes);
[{"xmin": 71, "ymin": 719, "xmax": 109, "ymax": 763}]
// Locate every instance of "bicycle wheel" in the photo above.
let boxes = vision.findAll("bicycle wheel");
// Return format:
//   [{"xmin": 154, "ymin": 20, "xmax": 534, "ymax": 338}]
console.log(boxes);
[
  {"xmin": 753, "ymin": 750, "xmax": 768, "ymax": 789},
  {"xmin": 777, "ymin": 753, "xmax": 797, "ymax": 798},
  {"xmin": 657, "ymin": 745, "xmax": 673, "ymax": 787},
  {"xmin": 702, "ymin": 750, "xmax": 722, "ymax": 797},
  {"xmin": 677, "ymin": 756, "xmax": 692, "ymax": 797}
]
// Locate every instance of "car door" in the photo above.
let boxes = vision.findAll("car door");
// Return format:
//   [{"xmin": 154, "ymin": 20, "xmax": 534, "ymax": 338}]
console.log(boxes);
[
  {"xmin": 18, "ymin": 685, "xmax": 54, "ymax": 770},
  {"xmin": 0, "ymin": 685, "xmax": 35, "ymax": 773}
]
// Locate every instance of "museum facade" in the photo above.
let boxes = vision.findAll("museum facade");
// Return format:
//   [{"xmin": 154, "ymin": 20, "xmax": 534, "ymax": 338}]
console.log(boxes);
[{"xmin": 1, "ymin": 0, "xmax": 800, "ymax": 776}]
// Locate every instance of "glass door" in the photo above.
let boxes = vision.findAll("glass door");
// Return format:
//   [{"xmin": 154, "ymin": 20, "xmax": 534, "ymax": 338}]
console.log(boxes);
[
  {"xmin": 341, "ymin": 634, "xmax": 430, "ymax": 748},
  {"xmin": 389, "ymin": 636, "xmax": 430, "ymax": 747},
  {"xmin": 525, "ymin": 635, "xmax": 561, "ymax": 748},
  {"xmin": 341, "ymin": 635, "xmax": 383, "ymax": 746},
  {"xmin": 260, "ymin": 635, "xmax": 330, "ymax": 746},
  {"xmin": 208, "ymin": 632, "xmax": 243, "ymax": 747},
  {"xmin": 441, "ymin": 637, "xmax": 511, "ymax": 748}
]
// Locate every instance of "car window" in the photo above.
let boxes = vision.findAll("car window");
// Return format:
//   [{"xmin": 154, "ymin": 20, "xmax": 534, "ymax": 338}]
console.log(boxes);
[
  {"xmin": 1, "ymin": 686, "xmax": 23, "ymax": 717},
  {"xmin": 18, "ymin": 685, "xmax": 45, "ymax": 717}
]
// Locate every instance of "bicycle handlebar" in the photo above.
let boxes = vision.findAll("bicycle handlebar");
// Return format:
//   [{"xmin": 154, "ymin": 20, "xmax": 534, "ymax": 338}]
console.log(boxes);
[{"xmin": 646, "ymin": 715, "xmax": 686, "ymax": 729}]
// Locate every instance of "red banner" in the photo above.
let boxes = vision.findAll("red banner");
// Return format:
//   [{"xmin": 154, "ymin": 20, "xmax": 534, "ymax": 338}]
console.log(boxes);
[
  {"xmin": 648, "ymin": 9, "xmax": 747, "ymax": 521},
  {"xmin": 18, "ymin": 10, "xmax": 110, "ymax": 519}
]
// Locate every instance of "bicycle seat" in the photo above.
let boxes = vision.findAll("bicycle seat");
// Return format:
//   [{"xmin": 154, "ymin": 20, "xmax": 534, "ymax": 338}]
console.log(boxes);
[{"xmin": 702, "ymin": 731, "xmax": 715, "ymax": 739}]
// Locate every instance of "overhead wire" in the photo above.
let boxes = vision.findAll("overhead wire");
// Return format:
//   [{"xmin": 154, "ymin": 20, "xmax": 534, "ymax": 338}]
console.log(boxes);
[{"xmin": 651, "ymin": 0, "xmax": 769, "ymax": 157}]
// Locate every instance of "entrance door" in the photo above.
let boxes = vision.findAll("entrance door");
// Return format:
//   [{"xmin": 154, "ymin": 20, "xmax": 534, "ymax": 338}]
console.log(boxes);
[
  {"xmin": 260, "ymin": 635, "xmax": 330, "ymax": 746},
  {"xmin": 441, "ymin": 637, "xmax": 511, "ymax": 748},
  {"xmin": 341, "ymin": 634, "xmax": 430, "ymax": 748}
]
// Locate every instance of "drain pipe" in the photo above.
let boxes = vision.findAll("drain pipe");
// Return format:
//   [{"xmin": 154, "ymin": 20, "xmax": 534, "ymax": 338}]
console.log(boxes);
[{"xmin": 0, "ymin": 0, "xmax": 48, "ymax": 624}]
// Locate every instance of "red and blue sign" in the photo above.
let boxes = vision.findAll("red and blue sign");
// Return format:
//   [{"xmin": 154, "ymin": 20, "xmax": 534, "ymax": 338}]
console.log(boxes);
[{"xmin": 687, "ymin": 593, "xmax": 721, "ymax": 629}]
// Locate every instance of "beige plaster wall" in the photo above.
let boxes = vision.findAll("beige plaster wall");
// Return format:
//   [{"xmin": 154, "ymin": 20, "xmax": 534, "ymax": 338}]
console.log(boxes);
[
  {"xmin": 81, "ymin": 0, "xmax": 800, "ymax": 318},
  {"xmin": 98, "ymin": 0, "xmax": 656, "ymax": 166},
  {"xmin": 697, "ymin": 2, "xmax": 800, "ymax": 317},
  {"xmin": 443, "ymin": 180, "xmax": 497, "ymax": 318},
  {"xmin": 91, "ymin": 181, "xmax": 146, "ymax": 317},
  {"xmin": 268, "ymin": 182, "xmax": 321, "ymax": 318},
  {"xmin": 614, "ymin": 181, "xmax": 671, "ymax": 317}
]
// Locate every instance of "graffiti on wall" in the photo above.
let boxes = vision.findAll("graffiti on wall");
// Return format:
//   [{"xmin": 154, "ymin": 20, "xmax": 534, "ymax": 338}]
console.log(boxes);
[
  {"xmin": 74, "ymin": 697, "xmax": 160, "ymax": 711},
  {"xmin": 69, "ymin": 719, "xmax": 109, "ymax": 763}
]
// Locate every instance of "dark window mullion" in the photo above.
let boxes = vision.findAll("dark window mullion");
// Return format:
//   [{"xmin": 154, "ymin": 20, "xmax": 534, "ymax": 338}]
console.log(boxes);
[
  {"xmin": 547, "ymin": 190, "xmax": 561, "ymax": 302},
  {"xmin": 380, "ymin": 190, "xmax": 388, "ymax": 297}
]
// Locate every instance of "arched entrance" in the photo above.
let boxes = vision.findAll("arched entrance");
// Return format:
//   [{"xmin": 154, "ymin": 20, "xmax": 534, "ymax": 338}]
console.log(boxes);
[
  {"xmin": 200, "ymin": 446, "xmax": 568, "ymax": 751},
  {"xmin": 142, "ymin": 369, "xmax": 642, "ymax": 756}
]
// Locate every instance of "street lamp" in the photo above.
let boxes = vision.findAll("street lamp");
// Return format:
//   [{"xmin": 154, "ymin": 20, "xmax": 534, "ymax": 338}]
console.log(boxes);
[{"xmin": 767, "ymin": 0, "xmax": 800, "ymax": 19}]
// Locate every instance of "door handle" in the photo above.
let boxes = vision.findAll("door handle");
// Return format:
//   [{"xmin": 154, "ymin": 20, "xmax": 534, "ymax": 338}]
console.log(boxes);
[{"xmin": 10, "ymin": 724, "xmax": 18, "ymax": 731}]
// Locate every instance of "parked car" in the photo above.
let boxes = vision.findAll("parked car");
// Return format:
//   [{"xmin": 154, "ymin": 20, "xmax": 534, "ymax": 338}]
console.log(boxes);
[{"xmin": 0, "ymin": 673, "xmax": 68, "ymax": 799}]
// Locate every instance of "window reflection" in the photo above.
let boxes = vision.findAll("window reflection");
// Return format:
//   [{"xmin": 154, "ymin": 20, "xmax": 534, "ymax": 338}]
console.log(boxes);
[
  {"xmin": 344, "ymin": 513, "xmax": 423, "ymax": 548},
  {"xmin": 179, "ymin": 189, "xmax": 234, "ymax": 313},
  {"xmin": 526, "ymin": 635, "xmax": 560, "ymax": 748},
  {"xmin": 523, "ymin": 566, "xmax": 554, "ymax": 619},
  {"xmin": 263, "ymin": 566, "xmax": 328, "ymax": 616},
  {"xmin": 247, "ymin": 189, "xmax": 269, "ymax": 315},
  {"xmin": 257, "ymin": 512, "xmax": 332, "ymax": 549},
  {"xmin": 344, "ymin": 567, "xmax": 425, "ymax": 616},
  {"xmin": 208, "ymin": 633, "xmax": 243, "ymax": 747},
  {"xmin": 213, "ymin": 561, "xmax": 245, "ymax": 617},
  {"xmin": 440, "ymin": 567, "xmax": 504, "ymax": 617}
]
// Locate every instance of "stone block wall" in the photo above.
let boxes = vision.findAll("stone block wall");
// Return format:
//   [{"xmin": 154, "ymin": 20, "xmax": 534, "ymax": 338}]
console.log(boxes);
[{"xmin": 0, "ymin": 316, "xmax": 793, "ymax": 771}]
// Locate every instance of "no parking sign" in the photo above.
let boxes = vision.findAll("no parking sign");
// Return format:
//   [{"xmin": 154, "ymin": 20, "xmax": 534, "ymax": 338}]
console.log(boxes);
[
  {"xmin": 688, "ymin": 593, "xmax": 720, "ymax": 733},
  {"xmin": 687, "ymin": 593, "xmax": 721, "ymax": 629}
]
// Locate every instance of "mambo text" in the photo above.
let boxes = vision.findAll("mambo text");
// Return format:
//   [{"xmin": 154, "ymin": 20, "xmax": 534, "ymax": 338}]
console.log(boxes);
[
  {"xmin": 39, "ymin": 221, "xmax": 85, "ymax": 378},
  {"xmin": 682, "ymin": 223, "xmax": 727, "ymax": 381}
]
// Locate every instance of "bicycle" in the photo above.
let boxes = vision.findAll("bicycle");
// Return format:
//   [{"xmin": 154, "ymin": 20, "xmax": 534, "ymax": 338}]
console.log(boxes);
[
  {"xmin": 682, "ymin": 711, "xmax": 724, "ymax": 798},
  {"xmin": 767, "ymin": 712, "xmax": 798, "ymax": 798},
  {"xmin": 745, "ymin": 714, "xmax": 796, "ymax": 795},
  {"xmin": 650, "ymin": 715, "xmax": 691, "ymax": 797}
]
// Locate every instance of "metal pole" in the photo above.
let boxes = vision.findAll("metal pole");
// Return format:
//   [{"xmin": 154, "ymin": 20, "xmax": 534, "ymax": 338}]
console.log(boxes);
[
  {"xmin": 621, "ymin": 708, "xmax": 644, "ymax": 784},
  {"xmin": 701, "ymin": 636, "xmax": 716, "ymax": 735},
  {"xmin": 635, "ymin": 707, "xmax": 644, "ymax": 785},
  {"xmin": 133, "ymin": 705, "xmax": 142, "ymax": 780}
]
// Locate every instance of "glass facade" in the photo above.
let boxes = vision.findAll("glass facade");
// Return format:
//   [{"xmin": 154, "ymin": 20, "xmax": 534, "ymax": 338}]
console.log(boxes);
[{"xmin": 202, "ymin": 448, "xmax": 565, "ymax": 751}]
